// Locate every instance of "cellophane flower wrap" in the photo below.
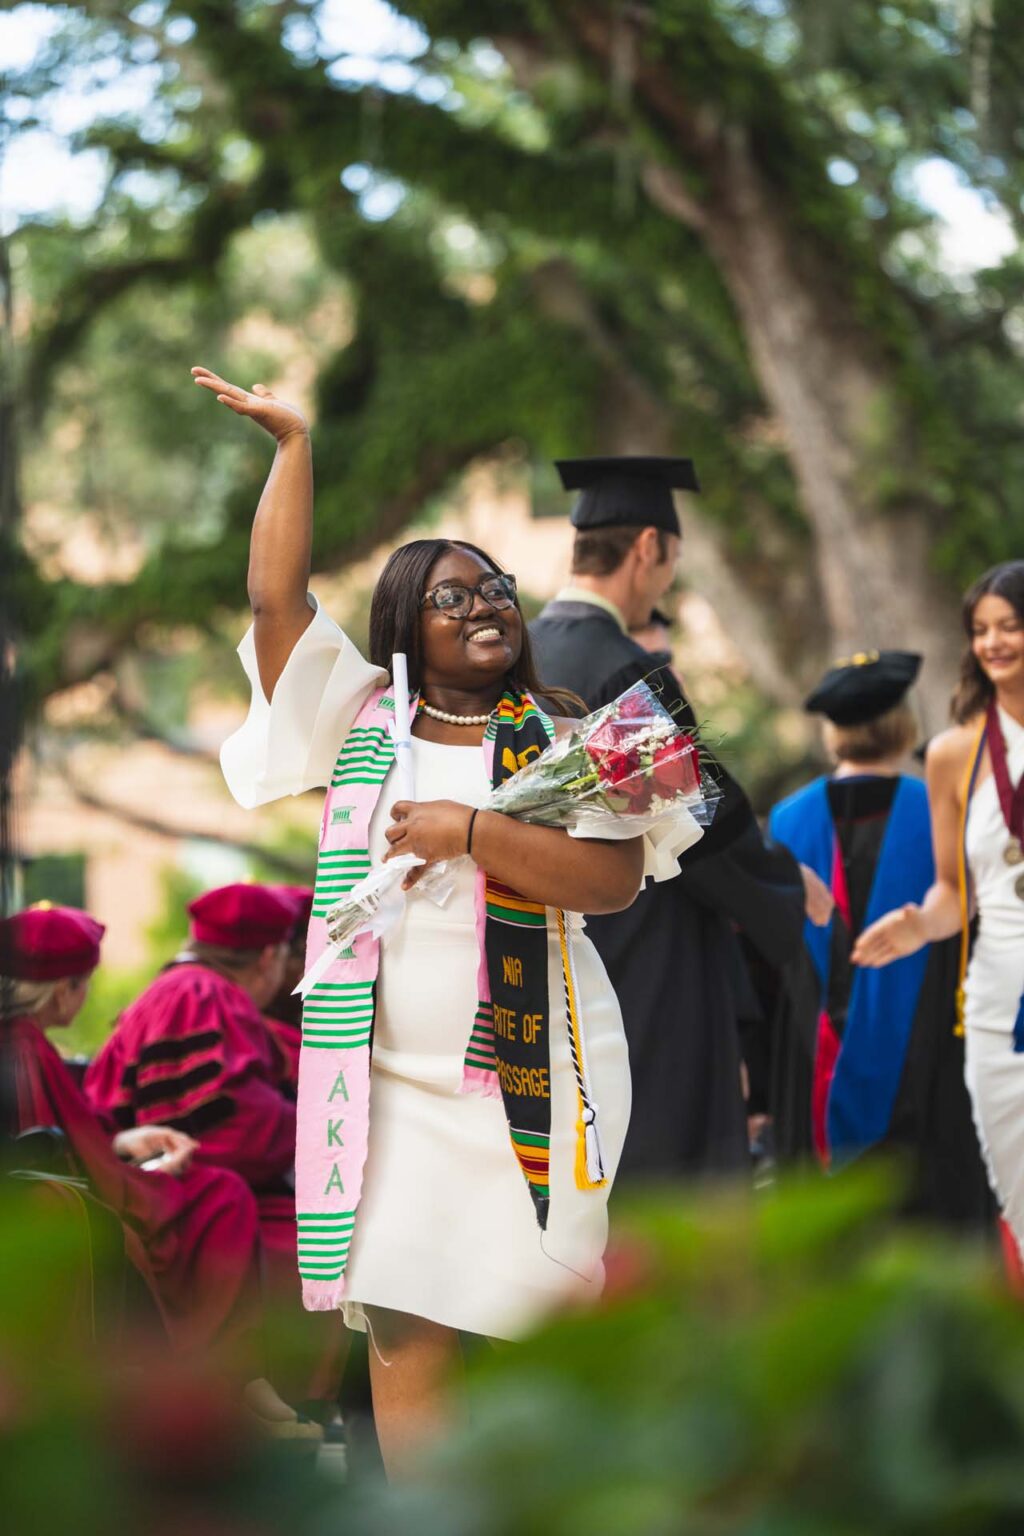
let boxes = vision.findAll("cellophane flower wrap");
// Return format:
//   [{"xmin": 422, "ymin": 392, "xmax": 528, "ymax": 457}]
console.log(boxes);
[
  {"xmin": 484, "ymin": 680, "xmax": 719, "ymax": 840},
  {"xmin": 306, "ymin": 679, "xmax": 716, "ymax": 976}
]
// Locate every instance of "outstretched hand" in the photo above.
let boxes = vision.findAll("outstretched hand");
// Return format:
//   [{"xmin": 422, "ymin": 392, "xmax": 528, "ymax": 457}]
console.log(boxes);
[
  {"xmin": 191, "ymin": 366, "xmax": 309, "ymax": 442},
  {"xmin": 799, "ymin": 863, "xmax": 834, "ymax": 927},
  {"xmin": 851, "ymin": 903, "xmax": 928, "ymax": 968}
]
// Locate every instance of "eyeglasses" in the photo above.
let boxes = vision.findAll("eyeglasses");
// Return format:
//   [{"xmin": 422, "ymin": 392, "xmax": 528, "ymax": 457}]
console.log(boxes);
[{"xmin": 421, "ymin": 573, "xmax": 518, "ymax": 619}]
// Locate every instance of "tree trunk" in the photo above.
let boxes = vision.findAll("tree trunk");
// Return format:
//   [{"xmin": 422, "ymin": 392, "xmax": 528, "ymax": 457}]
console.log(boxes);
[
  {"xmin": 530, "ymin": 259, "xmax": 807, "ymax": 706},
  {"xmin": 569, "ymin": 10, "xmax": 963, "ymax": 735},
  {"xmin": 693, "ymin": 129, "xmax": 960, "ymax": 732}
]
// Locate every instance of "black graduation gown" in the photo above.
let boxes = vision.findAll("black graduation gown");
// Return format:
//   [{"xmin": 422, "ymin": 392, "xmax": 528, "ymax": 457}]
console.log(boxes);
[
  {"xmin": 530, "ymin": 598, "xmax": 805, "ymax": 1179},
  {"xmin": 768, "ymin": 775, "xmax": 994, "ymax": 1231}
]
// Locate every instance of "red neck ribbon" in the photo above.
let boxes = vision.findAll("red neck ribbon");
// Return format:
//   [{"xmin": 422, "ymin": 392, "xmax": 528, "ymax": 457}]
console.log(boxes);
[{"xmin": 986, "ymin": 699, "xmax": 1024, "ymax": 843}]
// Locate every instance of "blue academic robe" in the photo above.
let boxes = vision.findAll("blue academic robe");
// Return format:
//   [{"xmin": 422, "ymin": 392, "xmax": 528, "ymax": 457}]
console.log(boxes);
[
  {"xmin": 770, "ymin": 775, "xmax": 933, "ymax": 1164},
  {"xmin": 768, "ymin": 774, "xmax": 993, "ymax": 1232}
]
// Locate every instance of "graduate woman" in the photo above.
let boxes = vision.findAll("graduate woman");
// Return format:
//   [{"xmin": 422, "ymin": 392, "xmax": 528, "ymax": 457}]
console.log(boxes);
[
  {"xmin": 192, "ymin": 365, "xmax": 648, "ymax": 1474},
  {"xmin": 854, "ymin": 562, "xmax": 1024, "ymax": 1255}
]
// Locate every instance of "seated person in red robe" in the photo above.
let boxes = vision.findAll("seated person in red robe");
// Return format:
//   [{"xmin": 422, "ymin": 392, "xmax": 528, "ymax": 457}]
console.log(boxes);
[
  {"xmin": 1, "ymin": 903, "xmax": 263, "ymax": 1359},
  {"xmin": 85, "ymin": 885, "xmax": 303, "ymax": 1281},
  {"xmin": 262, "ymin": 884, "xmax": 313, "ymax": 1092},
  {"xmin": 85, "ymin": 884, "xmax": 347, "ymax": 1411}
]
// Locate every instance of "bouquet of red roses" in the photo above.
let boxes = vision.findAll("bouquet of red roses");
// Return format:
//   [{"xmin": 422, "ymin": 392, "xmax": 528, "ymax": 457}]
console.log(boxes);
[
  {"xmin": 484, "ymin": 679, "xmax": 718, "ymax": 838},
  {"xmin": 298, "ymin": 679, "xmax": 716, "ymax": 996}
]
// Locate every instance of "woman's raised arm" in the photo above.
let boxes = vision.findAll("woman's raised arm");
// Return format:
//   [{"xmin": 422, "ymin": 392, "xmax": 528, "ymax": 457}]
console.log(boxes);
[{"xmin": 192, "ymin": 366, "xmax": 314, "ymax": 700}]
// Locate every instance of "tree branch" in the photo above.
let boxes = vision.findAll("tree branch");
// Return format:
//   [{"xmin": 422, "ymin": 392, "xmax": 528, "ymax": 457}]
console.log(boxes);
[
  {"xmin": 24, "ymin": 163, "xmax": 293, "ymax": 413},
  {"xmin": 108, "ymin": 691, "xmax": 222, "ymax": 767},
  {"xmin": 56, "ymin": 762, "xmax": 310, "ymax": 878}
]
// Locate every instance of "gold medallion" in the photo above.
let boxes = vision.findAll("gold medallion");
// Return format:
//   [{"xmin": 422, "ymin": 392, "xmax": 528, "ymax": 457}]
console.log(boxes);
[{"xmin": 1004, "ymin": 839, "xmax": 1024, "ymax": 867}]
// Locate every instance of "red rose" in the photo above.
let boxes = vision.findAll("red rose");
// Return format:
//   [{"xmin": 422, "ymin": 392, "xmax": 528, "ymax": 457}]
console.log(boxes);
[
  {"xmin": 586, "ymin": 719, "xmax": 639, "ymax": 760},
  {"xmin": 626, "ymin": 774, "xmax": 657, "ymax": 813},
  {"xmin": 650, "ymin": 738, "xmax": 699, "ymax": 796},
  {"xmin": 597, "ymin": 746, "xmax": 642, "ymax": 788}
]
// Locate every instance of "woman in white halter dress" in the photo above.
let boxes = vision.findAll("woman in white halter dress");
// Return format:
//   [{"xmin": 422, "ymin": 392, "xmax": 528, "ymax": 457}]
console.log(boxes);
[
  {"xmin": 855, "ymin": 561, "xmax": 1024, "ymax": 1254},
  {"xmin": 959, "ymin": 703, "xmax": 1024, "ymax": 1236}
]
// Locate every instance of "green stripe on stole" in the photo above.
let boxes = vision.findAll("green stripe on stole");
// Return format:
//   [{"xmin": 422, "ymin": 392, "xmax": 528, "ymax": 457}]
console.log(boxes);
[
  {"xmin": 300, "ymin": 979, "xmax": 375, "ymax": 1050},
  {"xmin": 297, "ymin": 1212, "xmax": 356, "ymax": 1280},
  {"xmin": 485, "ymin": 901, "xmax": 547, "ymax": 928},
  {"xmin": 305, "ymin": 703, "xmax": 395, "ymax": 1043},
  {"xmin": 331, "ymin": 724, "xmax": 394, "ymax": 788},
  {"xmin": 299, "ymin": 688, "xmax": 395, "ymax": 1298}
]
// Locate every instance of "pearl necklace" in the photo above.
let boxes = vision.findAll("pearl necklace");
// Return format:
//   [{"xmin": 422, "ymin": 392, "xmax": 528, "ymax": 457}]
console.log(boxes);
[{"xmin": 421, "ymin": 701, "xmax": 493, "ymax": 726}]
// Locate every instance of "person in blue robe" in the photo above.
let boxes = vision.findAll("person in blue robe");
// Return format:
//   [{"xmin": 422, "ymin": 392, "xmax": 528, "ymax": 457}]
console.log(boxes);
[{"xmin": 768, "ymin": 652, "xmax": 993, "ymax": 1227}]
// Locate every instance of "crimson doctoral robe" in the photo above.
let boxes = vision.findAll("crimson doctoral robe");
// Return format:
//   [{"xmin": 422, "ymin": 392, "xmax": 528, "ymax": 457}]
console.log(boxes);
[
  {"xmin": 84, "ymin": 963, "xmax": 299, "ymax": 1284},
  {"xmin": 9, "ymin": 1015, "xmax": 261, "ymax": 1352}
]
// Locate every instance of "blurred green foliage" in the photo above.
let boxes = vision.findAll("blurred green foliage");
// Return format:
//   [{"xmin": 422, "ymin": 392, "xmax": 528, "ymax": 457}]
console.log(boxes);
[
  {"xmin": 701, "ymin": 682, "xmax": 819, "ymax": 813},
  {"xmin": 4, "ymin": 1165, "xmax": 1024, "ymax": 1532},
  {"xmin": 8, "ymin": 0, "xmax": 1024, "ymax": 728},
  {"xmin": 21, "ymin": 852, "xmax": 86, "ymax": 909},
  {"xmin": 354, "ymin": 1172, "xmax": 1024, "ymax": 1534},
  {"xmin": 0, "ymin": 1178, "xmax": 343, "ymax": 1536}
]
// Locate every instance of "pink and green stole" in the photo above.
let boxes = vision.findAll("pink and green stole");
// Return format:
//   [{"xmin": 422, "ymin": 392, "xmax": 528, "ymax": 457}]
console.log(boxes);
[{"xmin": 295, "ymin": 684, "xmax": 605, "ymax": 1312}]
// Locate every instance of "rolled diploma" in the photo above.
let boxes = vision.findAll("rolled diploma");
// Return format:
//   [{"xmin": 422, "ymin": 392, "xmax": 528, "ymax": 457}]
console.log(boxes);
[{"xmin": 392, "ymin": 651, "xmax": 415, "ymax": 802}]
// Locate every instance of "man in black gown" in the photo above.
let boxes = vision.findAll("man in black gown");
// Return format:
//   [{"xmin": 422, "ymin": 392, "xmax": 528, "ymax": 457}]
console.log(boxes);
[{"xmin": 530, "ymin": 457, "xmax": 806, "ymax": 1180}]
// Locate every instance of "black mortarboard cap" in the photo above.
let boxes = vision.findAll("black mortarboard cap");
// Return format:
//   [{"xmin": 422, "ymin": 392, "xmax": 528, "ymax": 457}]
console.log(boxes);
[
  {"xmin": 804, "ymin": 650, "xmax": 922, "ymax": 726},
  {"xmin": 555, "ymin": 456, "xmax": 700, "ymax": 536}
]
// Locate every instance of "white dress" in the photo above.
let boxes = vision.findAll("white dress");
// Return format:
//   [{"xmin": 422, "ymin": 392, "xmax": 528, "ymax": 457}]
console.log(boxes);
[
  {"xmin": 220, "ymin": 597, "xmax": 684, "ymax": 1340},
  {"xmin": 339, "ymin": 738, "xmax": 631, "ymax": 1338},
  {"xmin": 962, "ymin": 707, "xmax": 1024, "ymax": 1252}
]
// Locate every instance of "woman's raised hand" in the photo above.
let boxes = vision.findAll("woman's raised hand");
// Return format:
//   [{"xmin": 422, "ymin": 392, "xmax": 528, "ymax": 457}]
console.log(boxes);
[
  {"xmin": 851, "ymin": 903, "xmax": 928, "ymax": 968},
  {"xmin": 191, "ymin": 366, "xmax": 308, "ymax": 442}
]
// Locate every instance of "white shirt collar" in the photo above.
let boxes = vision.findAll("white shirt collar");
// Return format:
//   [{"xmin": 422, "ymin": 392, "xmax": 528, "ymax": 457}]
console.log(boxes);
[{"xmin": 554, "ymin": 586, "xmax": 628, "ymax": 634}]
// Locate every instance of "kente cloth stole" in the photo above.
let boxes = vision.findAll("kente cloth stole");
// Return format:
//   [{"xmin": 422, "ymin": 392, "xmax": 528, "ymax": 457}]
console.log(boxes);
[{"xmin": 294, "ymin": 685, "xmax": 605, "ymax": 1312}]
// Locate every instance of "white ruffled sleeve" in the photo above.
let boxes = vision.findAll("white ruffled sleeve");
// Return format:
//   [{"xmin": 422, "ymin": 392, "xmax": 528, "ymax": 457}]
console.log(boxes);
[
  {"xmin": 566, "ymin": 804, "xmax": 703, "ymax": 883},
  {"xmin": 220, "ymin": 595, "xmax": 388, "ymax": 808},
  {"xmin": 640, "ymin": 806, "xmax": 703, "ymax": 882}
]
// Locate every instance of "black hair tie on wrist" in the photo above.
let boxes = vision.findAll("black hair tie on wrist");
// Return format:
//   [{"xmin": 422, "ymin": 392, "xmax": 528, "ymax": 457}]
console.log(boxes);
[{"xmin": 467, "ymin": 808, "xmax": 480, "ymax": 857}]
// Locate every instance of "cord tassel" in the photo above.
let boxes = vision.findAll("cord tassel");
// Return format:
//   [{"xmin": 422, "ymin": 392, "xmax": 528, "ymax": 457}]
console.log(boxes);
[
  {"xmin": 583, "ymin": 1104, "xmax": 606, "ymax": 1184},
  {"xmin": 558, "ymin": 909, "xmax": 607, "ymax": 1191}
]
